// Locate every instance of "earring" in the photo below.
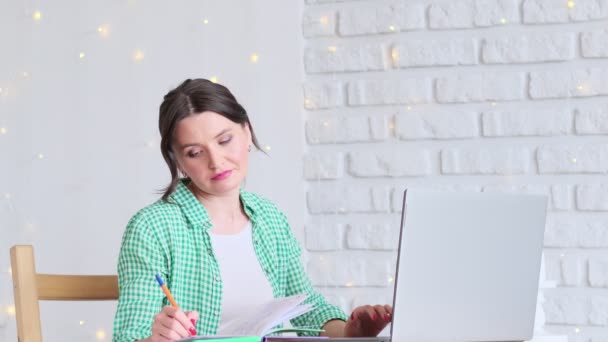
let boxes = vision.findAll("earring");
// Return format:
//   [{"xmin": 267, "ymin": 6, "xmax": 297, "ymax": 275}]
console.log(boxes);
[{"xmin": 248, "ymin": 145, "xmax": 252, "ymax": 152}]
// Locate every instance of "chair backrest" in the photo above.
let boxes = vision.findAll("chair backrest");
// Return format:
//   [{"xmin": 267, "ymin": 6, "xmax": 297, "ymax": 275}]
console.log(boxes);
[{"xmin": 10, "ymin": 245, "xmax": 119, "ymax": 342}]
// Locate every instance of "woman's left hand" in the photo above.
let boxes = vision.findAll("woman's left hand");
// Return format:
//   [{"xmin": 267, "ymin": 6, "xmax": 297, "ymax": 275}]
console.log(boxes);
[{"xmin": 344, "ymin": 304, "xmax": 393, "ymax": 337}]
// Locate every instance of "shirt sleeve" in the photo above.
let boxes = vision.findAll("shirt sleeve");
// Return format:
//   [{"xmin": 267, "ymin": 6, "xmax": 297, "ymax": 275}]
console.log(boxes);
[
  {"xmin": 112, "ymin": 211, "xmax": 168, "ymax": 342},
  {"xmin": 279, "ymin": 213, "xmax": 348, "ymax": 336}
]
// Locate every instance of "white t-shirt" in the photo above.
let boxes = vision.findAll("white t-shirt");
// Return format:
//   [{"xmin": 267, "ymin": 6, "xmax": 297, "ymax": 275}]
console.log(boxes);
[{"xmin": 209, "ymin": 221, "xmax": 275, "ymax": 334}]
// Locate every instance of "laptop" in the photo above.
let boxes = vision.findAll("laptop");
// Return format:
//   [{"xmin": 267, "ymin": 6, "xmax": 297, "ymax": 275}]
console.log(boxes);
[{"xmin": 267, "ymin": 189, "xmax": 548, "ymax": 342}]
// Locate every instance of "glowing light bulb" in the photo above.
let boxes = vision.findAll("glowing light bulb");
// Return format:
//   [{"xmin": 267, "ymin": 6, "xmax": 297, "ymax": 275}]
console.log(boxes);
[
  {"xmin": 388, "ymin": 276, "xmax": 394, "ymax": 283},
  {"xmin": 264, "ymin": 145, "xmax": 271, "ymax": 151},
  {"xmin": 568, "ymin": 1, "xmax": 575, "ymax": 8},
  {"xmin": 79, "ymin": 320, "xmax": 85, "ymax": 326},
  {"xmin": 406, "ymin": 105, "xmax": 412, "ymax": 111},
  {"xmin": 96, "ymin": 329, "xmax": 106, "ymax": 340},
  {"xmin": 0, "ymin": 127, "xmax": 7, "ymax": 134},
  {"xmin": 500, "ymin": 18, "xmax": 507, "ymax": 24},
  {"xmin": 202, "ymin": 19, "xmax": 209, "ymax": 24},
  {"xmin": 37, "ymin": 153, "xmax": 44, "ymax": 159},
  {"xmin": 249, "ymin": 53, "xmax": 259, "ymax": 63},
  {"xmin": 571, "ymin": 157, "xmax": 577, "ymax": 164},
  {"xmin": 97, "ymin": 25, "xmax": 110, "ymax": 38},
  {"xmin": 327, "ymin": 46, "xmax": 337, "ymax": 53},
  {"xmin": 304, "ymin": 98, "xmax": 312, "ymax": 107},
  {"xmin": 33, "ymin": 11, "xmax": 42, "ymax": 21},
  {"xmin": 574, "ymin": 327, "xmax": 581, "ymax": 333},
  {"xmin": 391, "ymin": 49, "xmax": 399, "ymax": 62},
  {"xmin": 389, "ymin": 25, "xmax": 396, "ymax": 31},
  {"xmin": 210, "ymin": 76, "xmax": 218, "ymax": 83},
  {"xmin": 132, "ymin": 50, "xmax": 145, "ymax": 62},
  {"xmin": 79, "ymin": 52, "xmax": 86, "ymax": 59},
  {"xmin": 319, "ymin": 16, "xmax": 329, "ymax": 25},
  {"xmin": 345, "ymin": 282, "xmax": 354, "ymax": 287},
  {"xmin": 6, "ymin": 305, "xmax": 15, "ymax": 316}
]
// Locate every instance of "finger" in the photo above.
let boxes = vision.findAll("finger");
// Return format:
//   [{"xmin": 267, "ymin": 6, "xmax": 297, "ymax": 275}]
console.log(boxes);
[
  {"xmin": 372, "ymin": 305, "xmax": 390, "ymax": 322},
  {"xmin": 155, "ymin": 308, "xmax": 191, "ymax": 337},
  {"xmin": 163, "ymin": 306, "xmax": 196, "ymax": 334},
  {"xmin": 353, "ymin": 305, "xmax": 377, "ymax": 321},
  {"xmin": 384, "ymin": 304, "xmax": 393, "ymax": 315},
  {"xmin": 186, "ymin": 310, "xmax": 200, "ymax": 325},
  {"xmin": 152, "ymin": 322, "xmax": 182, "ymax": 341}
]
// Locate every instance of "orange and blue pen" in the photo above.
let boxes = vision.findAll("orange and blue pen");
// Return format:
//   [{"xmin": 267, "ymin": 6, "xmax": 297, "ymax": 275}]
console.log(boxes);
[{"xmin": 155, "ymin": 274, "xmax": 197, "ymax": 336}]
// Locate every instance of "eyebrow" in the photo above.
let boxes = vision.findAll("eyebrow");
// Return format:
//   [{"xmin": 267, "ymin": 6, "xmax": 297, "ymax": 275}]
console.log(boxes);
[{"xmin": 178, "ymin": 128, "xmax": 232, "ymax": 150}]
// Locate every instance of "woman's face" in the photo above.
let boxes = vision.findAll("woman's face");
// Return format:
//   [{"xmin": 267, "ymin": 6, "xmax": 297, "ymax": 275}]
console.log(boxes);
[{"xmin": 172, "ymin": 111, "xmax": 251, "ymax": 197}]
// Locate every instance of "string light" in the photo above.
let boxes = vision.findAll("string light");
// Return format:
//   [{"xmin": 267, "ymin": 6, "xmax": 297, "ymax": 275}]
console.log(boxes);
[
  {"xmin": 210, "ymin": 76, "xmax": 218, "ymax": 83},
  {"xmin": 388, "ymin": 25, "xmax": 396, "ymax": 31},
  {"xmin": 79, "ymin": 320, "xmax": 85, "ymax": 326},
  {"xmin": 319, "ymin": 16, "xmax": 329, "ymax": 25},
  {"xmin": 406, "ymin": 105, "xmax": 412, "ymax": 111},
  {"xmin": 202, "ymin": 19, "xmax": 209, "ymax": 24},
  {"xmin": 264, "ymin": 145, "xmax": 271, "ymax": 151},
  {"xmin": 500, "ymin": 18, "xmax": 508, "ymax": 24},
  {"xmin": 304, "ymin": 98, "xmax": 312, "ymax": 107},
  {"xmin": 0, "ymin": 127, "xmax": 7, "ymax": 134},
  {"xmin": 388, "ymin": 276, "xmax": 394, "ymax": 283},
  {"xmin": 249, "ymin": 53, "xmax": 259, "ymax": 63},
  {"xmin": 37, "ymin": 153, "xmax": 44, "ymax": 159},
  {"xmin": 345, "ymin": 282, "xmax": 354, "ymax": 287},
  {"xmin": 96, "ymin": 329, "xmax": 107, "ymax": 340},
  {"xmin": 391, "ymin": 48, "xmax": 399, "ymax": 63},
  {"xmin": 574, "ymin": 327, "xmax": 581, "ymax": 333},
  {"xmin": 132, "ymin": 50, "xmax": 145, "ymax": 62},
  {"xmin": 79, "ymin": 52, "xmax": 86, "ymax": 59},
  {"xmin": 327, "ymin": 46, "xmax": 337, "ymax": 53},
  {"xmin": 571, "ymin": 157, "xmax": 577, "ymax": 164},
  {"xmin": 32, "ymin": 11, "xmax": 42, "ymax": 21},
  {"xmin": 97, "ymin": 25, "xmax": 110, "ymax": 38},
  {"xmin": 6, "ymin": 305, "xmax": 15, "ymax": 316},
  {"xmin": 568, "ymin": 1, "xmax": 575, "ymax": 8}
]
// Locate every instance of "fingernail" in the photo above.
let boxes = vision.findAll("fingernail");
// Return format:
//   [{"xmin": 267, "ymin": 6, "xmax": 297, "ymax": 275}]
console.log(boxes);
[
  {"xmin": 350, "ymin": 313, "xmax": 355, "ymax": 320},
  {"xmin": 372, "ymin": 315, "xmax": 377, "ymax": 321},
  {"xmin": 384, "ymin": 314, "xmax": 390, "ymax": 322},
  {"xmin": 191, "ymin": 318, "xmax": 196, "ymax": 326},
  {"xmin": 189, "ymin": 327, "xmax": 197, "ymax": 336}
]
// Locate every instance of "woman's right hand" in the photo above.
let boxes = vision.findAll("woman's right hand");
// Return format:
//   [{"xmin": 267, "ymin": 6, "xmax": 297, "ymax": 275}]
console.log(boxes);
[{"xmin": 145, "ymin": 306, "xmax": 199, "ymax": 342}]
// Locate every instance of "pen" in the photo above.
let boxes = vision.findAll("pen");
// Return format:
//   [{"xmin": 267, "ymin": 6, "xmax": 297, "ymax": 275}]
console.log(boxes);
[
  {"xmin": 155, "ymin": 274, "xmax": 197, "ymax": 336},
  {"xmin": 155, "ymin": 274, "xmax": 179, "ymax": 308}
]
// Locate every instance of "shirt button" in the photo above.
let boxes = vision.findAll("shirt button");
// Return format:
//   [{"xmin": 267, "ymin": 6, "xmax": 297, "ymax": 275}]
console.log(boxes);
[
  {"xmin": 207, "ymin": 248, "xmax": 213, "ymax": 255},
  {"xmin": 254, "ymin": 239, "xmax": 259, "ymax": 245}
]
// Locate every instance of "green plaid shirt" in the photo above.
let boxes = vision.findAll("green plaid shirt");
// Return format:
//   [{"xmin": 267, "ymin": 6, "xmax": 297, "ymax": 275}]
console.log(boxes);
[{"xmin": 112, "ymin": 180, "xmax": 347, "ymax": 342}]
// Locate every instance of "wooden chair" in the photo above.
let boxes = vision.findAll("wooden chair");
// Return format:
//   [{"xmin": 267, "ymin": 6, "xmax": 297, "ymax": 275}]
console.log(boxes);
[{"xmin": 10, "ymin": 245, "xmax": 119, "ymax": 342}]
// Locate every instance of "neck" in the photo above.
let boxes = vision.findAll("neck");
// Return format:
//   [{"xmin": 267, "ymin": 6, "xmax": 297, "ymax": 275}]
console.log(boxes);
[{"xmin": 187, "ymin": 183, "xmax": 243, "ymax": 222}]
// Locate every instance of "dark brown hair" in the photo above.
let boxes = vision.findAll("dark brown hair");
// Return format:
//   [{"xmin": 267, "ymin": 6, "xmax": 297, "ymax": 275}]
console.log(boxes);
[{"xmin": 158, "ymin": 78, "xmax": 262, "ymax": 201}]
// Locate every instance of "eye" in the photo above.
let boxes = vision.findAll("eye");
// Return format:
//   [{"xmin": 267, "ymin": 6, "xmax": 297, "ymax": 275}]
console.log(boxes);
[
  {"xmin": 187, "ymin": 150, "xmax": 201, "ymax": 158},
  {"xmin": 219, "ymin": 136, "xmax": 232, "ymax": 145}
]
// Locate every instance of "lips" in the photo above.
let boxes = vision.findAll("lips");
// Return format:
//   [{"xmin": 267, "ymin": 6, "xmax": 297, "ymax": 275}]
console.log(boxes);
[{"xmin": 211, "ymin": 170, "xmax": 232, "ymax": 181}]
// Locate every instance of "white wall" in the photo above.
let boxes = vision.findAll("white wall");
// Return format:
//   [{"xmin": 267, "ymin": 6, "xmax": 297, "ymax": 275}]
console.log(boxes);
[
  {"xmin": 301, "ymin": 1, "xmax": 608, "ymax": 342},
  {"xmin": 0, "ymin": 1, "xmax": 303, "ymax": 340}
]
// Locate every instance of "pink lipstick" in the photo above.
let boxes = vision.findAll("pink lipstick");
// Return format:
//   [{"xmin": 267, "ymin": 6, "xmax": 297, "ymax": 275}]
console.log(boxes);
[{"xmin": 212, "ymin": 170, "xmax": 232, "ymax": 181}]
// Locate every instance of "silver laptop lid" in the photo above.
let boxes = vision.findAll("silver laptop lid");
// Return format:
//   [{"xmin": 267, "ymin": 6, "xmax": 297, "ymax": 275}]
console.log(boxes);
[{"xmin": 391, "ymin": 189, "xmax": 547, "ymax": 342}]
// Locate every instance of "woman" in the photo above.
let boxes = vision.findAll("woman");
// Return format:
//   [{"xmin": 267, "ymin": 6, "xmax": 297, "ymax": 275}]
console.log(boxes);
[{"xmin": 112, "ymin": 79, "xmax": 392, "ymax": 342}]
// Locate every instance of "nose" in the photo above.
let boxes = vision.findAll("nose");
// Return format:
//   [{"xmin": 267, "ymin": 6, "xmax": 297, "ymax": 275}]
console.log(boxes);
[{"xmin": 207, "ymin": 147, "xmax": 222, "ymax": 170}]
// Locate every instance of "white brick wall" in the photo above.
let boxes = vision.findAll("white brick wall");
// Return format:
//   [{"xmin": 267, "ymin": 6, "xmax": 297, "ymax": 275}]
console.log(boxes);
[{"xmin": 302, "ymin": 1, "xmax": 608, "ymax": 340}]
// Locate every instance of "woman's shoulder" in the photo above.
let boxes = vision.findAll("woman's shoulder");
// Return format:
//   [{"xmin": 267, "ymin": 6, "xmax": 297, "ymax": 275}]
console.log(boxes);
[
  {"xmin": 240, "ymin": 190, "xmax": 287, "ymax": 220},
  {"xmin": 126, "ymin": 198, "xmax": 183, "ymax": 230}
]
